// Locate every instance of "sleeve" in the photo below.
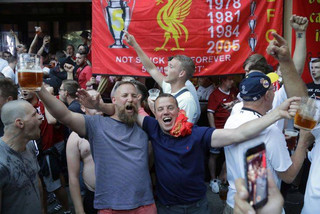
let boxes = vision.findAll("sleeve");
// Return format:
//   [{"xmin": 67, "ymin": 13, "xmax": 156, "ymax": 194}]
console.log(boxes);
[
  {"xmin": 161, "ymin": 81, "xmax": 171, "ymax": 93},
  {"xmin": 181, "ymin": 97, "xmax": 197, "ymax": 124},
  {"xmin": 207, "ymin": 91, "xmax": 218, "ymax": 113},
  {"xmin": 85, "ymin": 67, "xmax": 92, "ymax": 82},
  {"xmin": 201, "ymin": 127, "xmax": 215, "ymax": 150},
  {"xmin": 266, "ymin": 126, "xmax": 292, "ymax": 172},
  {"xmin": 142, "ymin": 116, "xmax": 158, "ymax": 135},
  {"xmin": 84, "ymin": 114, "xmax": 96, "ymax": 143},
  {"xmin": 272, "ymin": 86, "xmax": 287, "ymax": 109},
  {"xmin": 0, "ymin": 164, "xmax": 9, "ymax": 188}
]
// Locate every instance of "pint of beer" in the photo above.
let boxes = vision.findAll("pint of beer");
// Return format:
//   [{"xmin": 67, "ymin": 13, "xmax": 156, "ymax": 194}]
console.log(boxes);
[
  {"xmin": 284, "ymin": 129, "xmax": 299, "ymax": 150},
  {"xmin": 294, "ymin": 97, "xmax": 319, "ymax": 131},
  {"xmin": 17, "ymin": 54, "xmax": 43, "ymax": 91}
]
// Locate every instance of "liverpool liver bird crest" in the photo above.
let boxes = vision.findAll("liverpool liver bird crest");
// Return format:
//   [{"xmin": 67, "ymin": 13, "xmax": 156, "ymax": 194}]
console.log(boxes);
[{"xmin": 155, "ymin": 0, "xmax": 192, "ymax": 51}]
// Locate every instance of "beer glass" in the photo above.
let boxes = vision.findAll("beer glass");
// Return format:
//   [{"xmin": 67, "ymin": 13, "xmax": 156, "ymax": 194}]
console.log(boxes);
[
  {"xmin": 17, "ymin": 53, "xmax": 43, "ymax": 91},
  {"xmin": 294, "ymin": 97, "xmax": 319, "ymax": 131},
  {"xmin": 284, "ymin": 129, "xmax": 299, "ymax": 151},
  {"xmin": 148, "ymin": 88, "xmax": 160, "ymax": 101}
]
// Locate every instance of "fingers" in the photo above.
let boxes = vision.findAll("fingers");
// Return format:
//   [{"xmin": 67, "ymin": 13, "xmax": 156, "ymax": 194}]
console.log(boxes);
[
  {"xmin": 234, "ymin": 178, "xmax": 255, "ymax": 214},
  {"xmin": 271, "ymin": 32, "xmax": 286, "ymax": 46}
]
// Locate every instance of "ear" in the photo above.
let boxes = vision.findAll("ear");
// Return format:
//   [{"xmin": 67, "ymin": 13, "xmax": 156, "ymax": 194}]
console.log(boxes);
[
  {"xmin": 15, "ymin": 119, "xmax": 24, "ymax": 129},
  {"xmin": 6, "ymin": 96, "xmax": 14, "ymax": 102},
  {"xmin": 111, "ymin": 96, "xmax": 116, "ymax": 104},
  {"xmin": 137, "ymin": 94, "xmax": 142, "ymax": 101},
  {"xmin": 179, "ymin": 70, "xmax": 186, "ymax": 78}
]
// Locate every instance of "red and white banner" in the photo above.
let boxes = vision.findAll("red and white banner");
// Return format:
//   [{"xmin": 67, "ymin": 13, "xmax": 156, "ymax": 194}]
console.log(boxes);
[
  {"xmin": 292, "ymin": 1, "xmax": 320, "ymax": 84},
  {"xmin": 92, "ymin": 0, "xmax": 283, "ymax": 76}
]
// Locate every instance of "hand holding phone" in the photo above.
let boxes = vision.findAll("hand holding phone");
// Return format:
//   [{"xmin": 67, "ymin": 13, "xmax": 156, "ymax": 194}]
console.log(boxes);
[{"xmin": 245, "ymin": 143, "xmax": 268, "ymax": 209}]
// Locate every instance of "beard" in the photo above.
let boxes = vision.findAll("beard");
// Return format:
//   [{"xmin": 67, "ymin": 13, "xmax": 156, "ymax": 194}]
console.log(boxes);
[{"xmin": 117, "ymin": 104, "xmax": 138, "ymax": 127}]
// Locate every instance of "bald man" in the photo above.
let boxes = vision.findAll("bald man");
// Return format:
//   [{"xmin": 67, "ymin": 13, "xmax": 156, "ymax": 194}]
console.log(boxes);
[{"xmin": 0, "ymin": 100, "xmax": 43, "ymax": 214}]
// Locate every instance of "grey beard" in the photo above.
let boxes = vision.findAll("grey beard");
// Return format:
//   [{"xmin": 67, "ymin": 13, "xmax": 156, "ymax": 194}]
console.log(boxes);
[{"xmin": 118, "ymin": 108, "xmax": 137, "ymax": 127}]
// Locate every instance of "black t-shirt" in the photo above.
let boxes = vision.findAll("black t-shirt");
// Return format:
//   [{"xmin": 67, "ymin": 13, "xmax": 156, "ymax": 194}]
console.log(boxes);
[{"xmin": 307, "ymin": 82, "xmax": 320, "ymax": 99}]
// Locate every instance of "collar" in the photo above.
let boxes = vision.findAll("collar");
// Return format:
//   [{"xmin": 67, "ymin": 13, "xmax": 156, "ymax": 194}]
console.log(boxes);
[{"xmin": 241, "ymin": 107, "xmax": 262, "ymax": 118}]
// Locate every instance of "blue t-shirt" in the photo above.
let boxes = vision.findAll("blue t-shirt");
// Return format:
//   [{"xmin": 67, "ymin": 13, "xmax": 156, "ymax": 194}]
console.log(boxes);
[{"xmin": 143, "ymin": 116, "xmax": 215, "ymax": 205}]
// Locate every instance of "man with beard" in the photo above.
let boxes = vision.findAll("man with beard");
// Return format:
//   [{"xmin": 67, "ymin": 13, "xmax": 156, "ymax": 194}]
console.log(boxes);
[
  {"xmin": 36, "ymin": 81, "xmax": 156, "ymax": 213},
  {"xmin": 0, "ymin": 100, "xmax": 43, "ymax": 214}
]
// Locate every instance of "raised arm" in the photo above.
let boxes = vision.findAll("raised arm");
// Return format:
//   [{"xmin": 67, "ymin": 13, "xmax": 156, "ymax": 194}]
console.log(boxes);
[
  {"xmin": 36, "ymin": 85, "xmax": 86, "ymax": 137},
  {"xmin": 291, "ymin": 15, "xmax": 308, "ymax": 76},
  {"xmin": 66, "ymin": 132, "xmax": 85, "ymax": 214},
  {"xmin": 267, "ymin": 32, "xmax": 307, "ymax": 98},
  {"xmin": 211, "ymin": 97, "xmax": 300, "ymax": 147},
  {"xmin": 28, "ymin": 27, "xmax": 41, "ymax": 54},
  {"xmin": 77, "ymin": 88, "xmax": 115, "ymax": 116},
  {"xmin": 123, "ymin": 31, "xmax": 164, "ymax": 86}
]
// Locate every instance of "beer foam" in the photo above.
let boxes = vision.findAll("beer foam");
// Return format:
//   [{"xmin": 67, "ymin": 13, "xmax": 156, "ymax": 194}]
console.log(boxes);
[
  {"xmin": 18, "ymin": 69, "xmax": 43, "ymax": 73},
  {"xmin": 284, "ymin": 130, "xmax": 299, "ymax": 137}
]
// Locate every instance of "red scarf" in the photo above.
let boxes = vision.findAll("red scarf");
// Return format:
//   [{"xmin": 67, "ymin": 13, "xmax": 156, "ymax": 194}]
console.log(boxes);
[{"xmin": 170, "ymin": 110, "xmax": 193, "ymax": 137}]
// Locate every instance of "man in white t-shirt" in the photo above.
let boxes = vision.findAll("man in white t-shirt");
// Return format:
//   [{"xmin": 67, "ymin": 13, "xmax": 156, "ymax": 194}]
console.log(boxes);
[
  {"xmin": 124, "ymin": 31, "xmax": 200, "ymax": 124},
  {"xmin": 223, "ymin": 71, "xmax": 313, "ymax": 214}
]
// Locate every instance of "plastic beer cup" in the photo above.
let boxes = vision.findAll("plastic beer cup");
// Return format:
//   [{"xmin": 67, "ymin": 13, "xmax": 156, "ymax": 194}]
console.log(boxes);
[{"xmin": 294, "ymin": 97, "xmax": 319, "ymax": 131}]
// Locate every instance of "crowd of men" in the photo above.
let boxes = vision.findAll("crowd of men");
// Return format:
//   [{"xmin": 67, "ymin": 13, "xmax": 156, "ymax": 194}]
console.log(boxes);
[{"xmin": 0, "ymin": 14, "xmax": 320, "ymax": 214}]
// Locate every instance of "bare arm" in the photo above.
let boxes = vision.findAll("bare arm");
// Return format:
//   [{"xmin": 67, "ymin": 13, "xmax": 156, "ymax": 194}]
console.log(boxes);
[
  {"xmin": 277, "ymin": 130, "xmax": 314, "ymax": 183},
  {"xmin": 267, "ymin": 32, "xmax": 307, "ymax": 98},
  {"xmin": 10, "ymin": 29, "xmax": 21, "ymax": 46},
  {"xmin": 28, "ymin": 33, "xmax": 39, "ymax": 54},
  {"xmin": 64, "ymin": 63, "xmax": 74, "ymax": 80},
  {"xmin": 67, "ymin": 132, "xmax": 85, "ymax": 214},
  {"xmin": 211, "ymin": 97, "xmax": 300, "ymax": 147},
  {"xmin": 291, "ymin": 15, "xmax": 308, "ymax": 76},
  {"xmin": 36, "ymin": 85, "xmax": 86, "ymax": 137},
  {"xmin": 207, "ymin": 112, "xmax": 216, "ymax": 128},
  {"xmin": 123, "ymin": 31, "xmax": 164, "ymax": 86}
]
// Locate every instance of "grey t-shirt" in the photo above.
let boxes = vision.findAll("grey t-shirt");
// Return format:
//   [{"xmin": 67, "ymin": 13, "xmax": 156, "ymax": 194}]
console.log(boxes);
[
  {"xmin": 84, "ymin": 115, "xmax": 154, "ymax": 210},
  {"xmin": 0, "ymin": 139, "xmax": 41, "ymax": 214}
]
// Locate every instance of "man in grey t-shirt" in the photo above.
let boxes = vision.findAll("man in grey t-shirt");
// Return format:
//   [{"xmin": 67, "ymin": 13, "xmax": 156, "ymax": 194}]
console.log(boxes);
[
  {"xmin": 0, "ymin": 100, "xmax": 43, "ymax": 214},
  {"xmin": 37, "ymin": 81, "xmax": 156, "ymax": 213}
]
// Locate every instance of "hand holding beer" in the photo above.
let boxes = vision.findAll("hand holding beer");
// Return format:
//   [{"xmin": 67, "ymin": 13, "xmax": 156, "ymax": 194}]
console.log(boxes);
[
  {"xmin": 294, "ymin": 97, "xmax": 319, "ymax": 130},
  {"xmin": 17, "ymin": 53, "xmax": 43, "ymax": 91}
]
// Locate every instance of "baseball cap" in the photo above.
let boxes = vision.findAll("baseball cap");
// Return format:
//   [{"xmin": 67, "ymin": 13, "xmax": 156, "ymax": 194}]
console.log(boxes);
[{"xmin": 240, "ymin": 72, "xmax": 278, "ymax": 101}]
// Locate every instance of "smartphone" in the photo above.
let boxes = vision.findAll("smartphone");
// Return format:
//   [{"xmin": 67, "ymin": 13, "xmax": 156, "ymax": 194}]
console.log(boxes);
[{"xmin": 244, "ymin": 143, "xmax": 268, "ymax": 209}]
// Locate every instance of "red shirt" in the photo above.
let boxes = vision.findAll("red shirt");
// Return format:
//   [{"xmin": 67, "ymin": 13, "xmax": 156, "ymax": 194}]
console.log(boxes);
[
  {"xmin": 34, "ymin": 99, "xmax": 65, "ymax": 151},
  {"xmin": 207, "ymin": 87, "xmax": 238, "ymax": 128},
  {"xmin": 76, "ymin": 64, "xmax": 92, "ymax": 89}
]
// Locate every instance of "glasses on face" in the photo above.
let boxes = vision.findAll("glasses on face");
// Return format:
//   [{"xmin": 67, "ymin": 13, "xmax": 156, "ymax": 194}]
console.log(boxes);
[{"xmin": 59, "ymin": 88, "xmax": 66, "ymax": 91}]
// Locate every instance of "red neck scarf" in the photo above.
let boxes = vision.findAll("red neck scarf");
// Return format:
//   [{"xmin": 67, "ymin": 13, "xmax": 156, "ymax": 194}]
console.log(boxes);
[{"xmin": 169, "ymin": 110, "xmax": 193, "ymax": 137}]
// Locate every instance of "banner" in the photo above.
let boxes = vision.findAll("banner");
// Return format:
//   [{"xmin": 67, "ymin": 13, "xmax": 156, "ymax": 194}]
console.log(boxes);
[
  {"xmin": 292, "ymin": 1, "xmax": 320, "ymax": 84},
  {"xmin": 93, "ymin": 0, "xmax": 283, "ymax": 76}
]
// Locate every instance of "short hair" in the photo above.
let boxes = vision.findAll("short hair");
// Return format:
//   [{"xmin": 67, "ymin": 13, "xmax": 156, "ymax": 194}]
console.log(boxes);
[
  {"xmin": 66, "ymin": 44, "xmax": 75, "ymax": 51},
  {"xmin": 154, "ymin": 93, "xmax": 179, "ymax": 111},
  {"xmin": 77, "ymin": 44, "xmax": 89, "ymax": 55},
  {"xmin": 243, "ymin": 54, "xmax": 273, "ymax": 74},
  {"xmin": 3, "ymin": 51, "xmax": 12, "ymax": 57},
  {"xmin": 1, "ymin": 100, "xmax": 29, "ymax": 126},
  {"xmin": 172, "ymin": 55, "xmax": 195, "ymax": 80},
  {"xmin": 130, "ymin": 80, "xmax": 148, "ymax": 102},
  {"xmin": 62, "ymin": 79, "xmax": 79, "ymax": 98},
  {"xmin": 111, "ymin": 81, "xmax": 137, "ymax": 98},
  {"xmin": 311, "ymin": 58, "xmax": 320, "ymax": 64},
  {"xmin": 0, "ymin": 78, "xmax": 18, "ymax": 100}
]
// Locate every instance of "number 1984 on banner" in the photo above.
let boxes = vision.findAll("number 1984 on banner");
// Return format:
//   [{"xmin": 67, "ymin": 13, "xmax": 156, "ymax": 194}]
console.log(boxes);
[{"xmin": 207, "ymin": 40, "xmax": 240, "ymax": 54}]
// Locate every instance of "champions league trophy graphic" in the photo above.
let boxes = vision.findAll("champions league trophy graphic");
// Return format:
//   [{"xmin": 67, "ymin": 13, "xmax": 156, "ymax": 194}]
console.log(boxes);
[
  {"xmin": 101, "ymin": 0, "xmax": 135, "ymax": 48},
  {"xmin": 248, "ymin": 0, "xmax": 257, "ymax": 52}
]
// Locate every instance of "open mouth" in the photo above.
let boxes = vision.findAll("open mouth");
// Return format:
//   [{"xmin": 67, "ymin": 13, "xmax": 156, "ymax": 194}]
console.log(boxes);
[
  {"xmin": 163, "ymin": 117, "xmax": 172, "ymax": 123},
  {"xmin": 126, "ymin": 105, "xmax": 133, "ymax": 110}
]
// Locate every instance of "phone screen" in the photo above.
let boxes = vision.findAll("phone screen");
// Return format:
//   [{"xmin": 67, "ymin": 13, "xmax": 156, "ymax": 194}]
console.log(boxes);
[{"xmin": 245, "ymin": 143, "xmax": 268, "ymax": 209}]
